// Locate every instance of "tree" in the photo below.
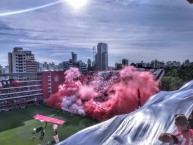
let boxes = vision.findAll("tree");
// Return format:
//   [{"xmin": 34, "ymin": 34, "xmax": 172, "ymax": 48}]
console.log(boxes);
[{"xmin": 161, "ymin": 76, "xmax": 184, "ymax": 91}]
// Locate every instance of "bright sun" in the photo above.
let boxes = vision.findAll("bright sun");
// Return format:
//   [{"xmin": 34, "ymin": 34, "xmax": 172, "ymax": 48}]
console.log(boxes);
[{"xmin": 65, "ymin": 0, "xmax": 89, "ymax": 9}]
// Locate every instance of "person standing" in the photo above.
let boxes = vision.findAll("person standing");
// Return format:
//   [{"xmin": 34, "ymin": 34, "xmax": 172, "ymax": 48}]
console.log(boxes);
[
  {"xmin": 39, "ymin": 129, "xmax": 45, "ymax": 141},
  {"xmin": 52, "ymin": 123, "xmax": 60, "ymax": 143},
  {"xmin": 32, "ymin": 128, "xmax": 36, "ymax": 141},
  {"xmin": 53, "ymin": 124, "xmax": 58, "ymax": 135}
]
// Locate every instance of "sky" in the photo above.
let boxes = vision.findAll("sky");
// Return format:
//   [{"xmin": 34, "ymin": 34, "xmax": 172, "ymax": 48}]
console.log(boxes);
[{"xmin": 0, "ymin": 0, "xmax": 193, "ymax": 67}]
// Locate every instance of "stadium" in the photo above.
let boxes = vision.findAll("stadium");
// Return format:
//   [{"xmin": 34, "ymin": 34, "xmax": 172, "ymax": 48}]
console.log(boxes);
[
  {"xmin": 0, "ymin": 1, "xmax": 193, "ymax": 145},
  {"xmin": 0, "ymin": 66, "xmax": 192, "ymax": 145}
]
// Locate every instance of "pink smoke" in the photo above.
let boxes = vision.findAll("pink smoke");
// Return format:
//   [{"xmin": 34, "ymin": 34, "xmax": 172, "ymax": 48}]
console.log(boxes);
[
  {"xmin": 47, "ymin": 67, "xmax": 82, "ymax": 108},
  {"xmin": 46, "ymin": 66, "xmax": 159, "ymax": 121}
]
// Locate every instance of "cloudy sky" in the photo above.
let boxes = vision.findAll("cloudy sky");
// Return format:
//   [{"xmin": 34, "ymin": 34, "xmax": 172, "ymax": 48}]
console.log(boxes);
[{"xmin": 0, "ymin": 0, "xmax": 193, "ymax": 67}]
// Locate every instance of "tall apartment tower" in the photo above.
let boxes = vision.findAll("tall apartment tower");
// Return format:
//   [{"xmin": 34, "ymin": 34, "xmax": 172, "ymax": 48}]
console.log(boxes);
[
  {"xmin": 96, "ymin": 42, "xmax": 108, "ymax": 71},
  {"xmin": 71, "ymin": 52, "xmax": 77, "ymax": 64},
  {"xmin": 8, "ymin": 47, "xmax": 38, "ymax": 73}
]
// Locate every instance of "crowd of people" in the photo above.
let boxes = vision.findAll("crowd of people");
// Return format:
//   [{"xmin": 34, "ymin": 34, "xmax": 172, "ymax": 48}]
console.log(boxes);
[
  {"xmin": 0, "ymin": 85, "xmax": 42, "ymax": 95},
  {"xmin": 0, "ymin": 84, "xmax": 41, "ymax": 95},
  {"xmin": 0, "ymin": 90, "xmax": 42, "ymax": 99},
  {"xmin": 159, "ymin": 112, "xmax": 193, "ymax": 145},
  {"xmin": 78, "ymin": 71, "xmax": 120, "ymax": 93},
  {"xmin": 0, "ymin": 77, "xmax": 41, "ymax": 88},
  {"xmin": 0, "ymin": 95, "xmax": 43, "ymax": 112},
  {"xmin": 19, "ymin": 81, "xmax": 42, "ymax": 86},
  {"xmin": 0, "ymin": 83, "xmax": 43, "ymax": 112}
]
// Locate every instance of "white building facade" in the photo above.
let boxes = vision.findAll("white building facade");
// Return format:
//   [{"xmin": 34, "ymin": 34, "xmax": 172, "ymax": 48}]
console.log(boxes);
[
  {"xmin": 96, "ymin": 42, "xmax": 108, "ymax": 71},
  {"xmin": 8, "ymin": 47, "xmax": 38, "ymax": 73}
]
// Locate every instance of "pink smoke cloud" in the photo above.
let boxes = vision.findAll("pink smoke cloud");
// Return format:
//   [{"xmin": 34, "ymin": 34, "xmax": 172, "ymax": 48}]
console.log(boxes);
[{"xmin": 46, "ymin": 66, "xmax": 159, "ymax": 121}]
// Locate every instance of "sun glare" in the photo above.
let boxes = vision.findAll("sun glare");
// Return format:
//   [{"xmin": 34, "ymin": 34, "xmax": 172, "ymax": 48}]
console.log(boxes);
[{"xmin": 65, "ymin": 0, "xmax": 89, "ymax": 9}]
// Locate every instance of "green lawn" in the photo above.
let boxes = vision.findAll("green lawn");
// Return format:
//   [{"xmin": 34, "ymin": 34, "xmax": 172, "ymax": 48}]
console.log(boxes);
[{"xmin": 0, "ymin": 105, "xmax": 98, "ymax": 145}]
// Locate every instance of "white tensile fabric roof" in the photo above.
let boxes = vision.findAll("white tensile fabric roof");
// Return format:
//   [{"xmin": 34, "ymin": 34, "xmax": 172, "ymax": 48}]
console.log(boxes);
[{"xmin": 58, "ymin": 80, "xmax": 193, "ymax": 145}]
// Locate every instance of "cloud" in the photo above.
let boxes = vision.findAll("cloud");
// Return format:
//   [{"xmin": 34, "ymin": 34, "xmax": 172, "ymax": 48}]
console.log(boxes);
[
  {"xmin": 0, "ymin": 0, "xmax": 193, "ymax": 67},
  {"xmin": 0, "ymin": 0, "xmax": 63, "ymax": 16}
]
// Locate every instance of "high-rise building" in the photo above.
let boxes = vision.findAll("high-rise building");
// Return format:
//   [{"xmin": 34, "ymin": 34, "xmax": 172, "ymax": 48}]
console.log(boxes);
[
  {"xmin": 87, "ymin": 59, "xmax": 92, "ymax": 71},
  {"xmin": 71, "ymin": 52, "xmax": 77, "ymax": 64},
  {"xmin": 8, "ymin": 47, "xmax": 38, "ymax": 73},
  {"xmin": 96, "ymin": 42, "xmax": 108, "ymax": 71},
  {"xmin": 0, "ymin": 65, "xmax": 3, "ymax": 74}
]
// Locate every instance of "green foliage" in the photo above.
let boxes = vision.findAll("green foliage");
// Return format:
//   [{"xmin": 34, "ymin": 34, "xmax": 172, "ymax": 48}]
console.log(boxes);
[
  {"xmin": 162, "ymin": 66, "xmax": 193, "ymax": 90},
  {"xmin": 161, "ymin": 76, "xmax": 184, "ymax": 91}
]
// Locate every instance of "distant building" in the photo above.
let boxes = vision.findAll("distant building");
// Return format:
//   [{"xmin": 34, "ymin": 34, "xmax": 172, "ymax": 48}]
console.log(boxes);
[
  {"xmin": 3, "ymin": 66, "xmax": 9, "ymax": 74},
  {"xmin": 0, "ymin": 65, "xmax": 9, "ymax": 74},
  {"xmin": 78, "ymin": 61, "xmax": 87, "ymax": 72},
  {"xmin": 141, "ymin": 61, "xmax": 147, "ymax": 68},
  {"xmin": 38, "ymin": 62, "xmax": 58, "ymax": 72},
  {"xmin": 71, "ymin": 52, "xmax": 77, "ymax": 64},
  {"xmin": 0, "ymin": 65, "xmax": 3, "ymax": 74},
  {"xmin": 43, "ymin": 62, "xmax": 49, "ymax": 70},
  {"xmin": 58, "ymin": 52, "xmax": 88, "ymax": 72},
  {"xmin": 115, "ymin": 63, "xmax": 122, "ymax": 70},
  {"xmin": 48, "ymin": 62, "xmax": 58, "ymax": 70},
  {"xmin": 151, "ymin": 59, "xmax": 165, "ymax": 68},
  {"xmin": 165, "ymin": 61, "xmax": 181, "ymax": 68},
  {"xmin": 8, "ymin": 47, "xmax": 38, "ymax": 73},
  {"xmin": 122, "ymin": 59, "xmax": 129, "ymax": 66},
  {"xmin": 166, "ymin": 61, "xmax": 172, "ymax": 68},
  {"xmin": 172, "ymin": 61, "xmax": 181, "ymax": 67},
  {"xmin": 96, "ymin": 42, "xmax": 108, "ymax": 71},
  {"xmin": 184, "ymin": 59, "xmax": 190, "ymax": 66},
  {"xmin": 87, "ymin": 59, "xmax": 92, "ymax": 71},
  {"xmin": 58, "ymin": 61, "xmax": 73, "ymax": 71}
]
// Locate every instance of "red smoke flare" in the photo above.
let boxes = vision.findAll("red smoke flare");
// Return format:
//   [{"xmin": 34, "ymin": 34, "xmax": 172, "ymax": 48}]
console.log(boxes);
[{"xmin": 46, "ymin": 66, "xmax": 159, "ymax": 121}]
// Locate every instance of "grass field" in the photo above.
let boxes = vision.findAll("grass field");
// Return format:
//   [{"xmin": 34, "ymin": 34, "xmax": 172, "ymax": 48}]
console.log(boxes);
[{"xmin": 0, "ymin": 105, "xmax": 98, "ymax": 145}]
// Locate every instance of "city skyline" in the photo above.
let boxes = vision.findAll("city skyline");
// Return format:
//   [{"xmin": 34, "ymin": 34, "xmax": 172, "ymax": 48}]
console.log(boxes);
[{"xmin": 0, "ymin": 0, "xmax": 193, "ymax": 67}]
